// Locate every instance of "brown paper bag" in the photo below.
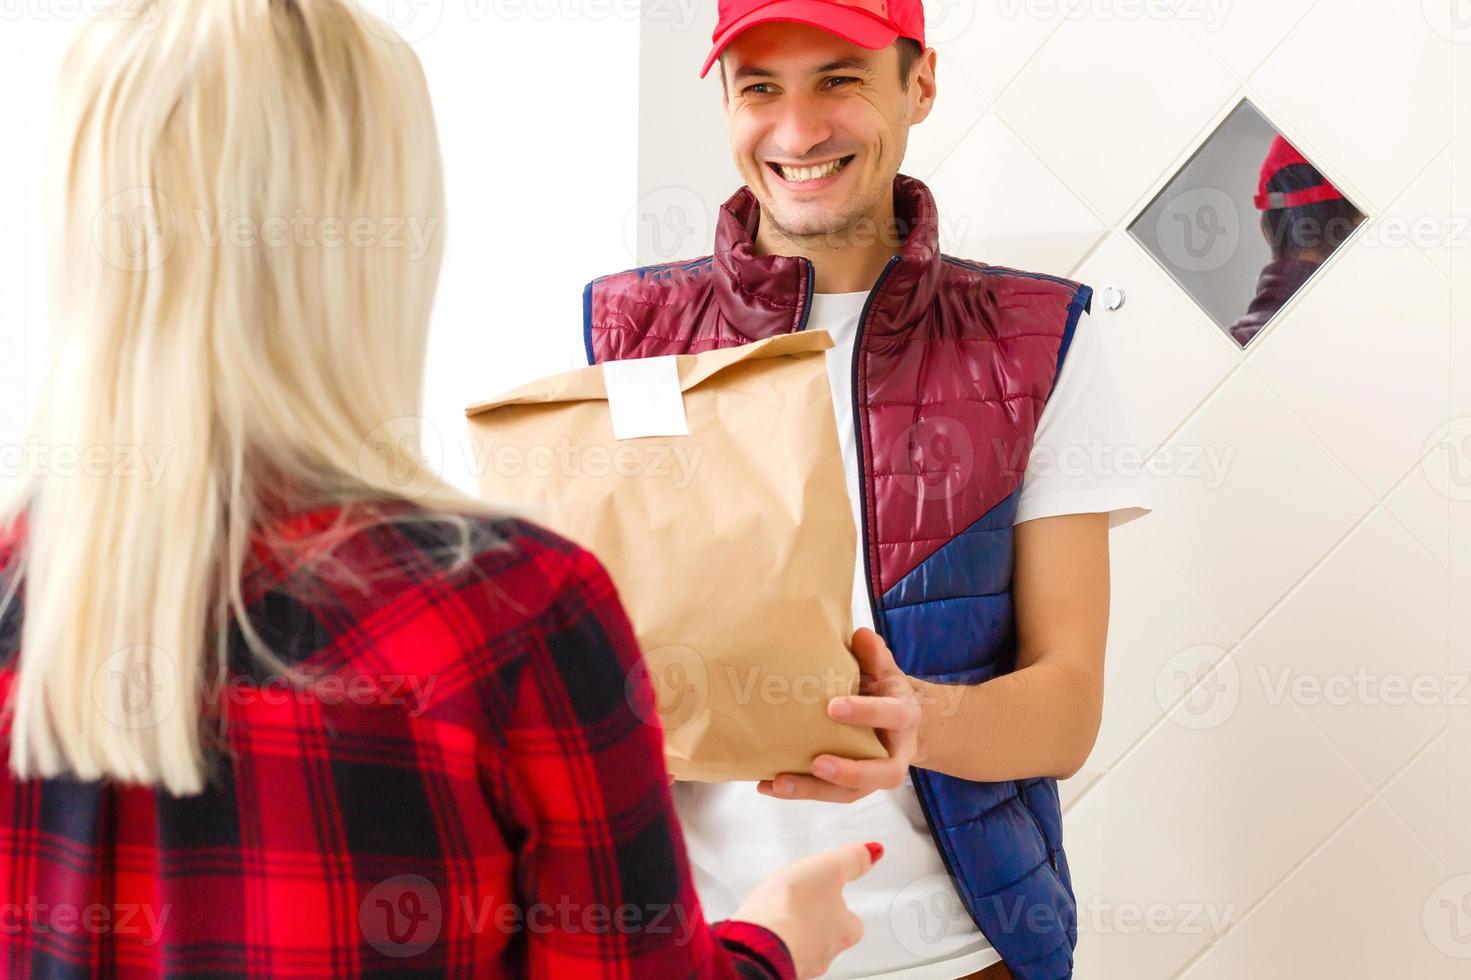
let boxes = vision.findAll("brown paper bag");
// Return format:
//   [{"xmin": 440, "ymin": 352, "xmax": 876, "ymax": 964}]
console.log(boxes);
[{"xmin": 464, "ymin": 331, "xmax": 887, "ymax": 782}]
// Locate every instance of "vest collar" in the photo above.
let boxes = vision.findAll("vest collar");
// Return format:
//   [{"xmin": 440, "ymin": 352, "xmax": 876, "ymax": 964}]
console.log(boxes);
[{"xmin": 712, "ymin": 173, "xmax": 944, "ymax": 341}]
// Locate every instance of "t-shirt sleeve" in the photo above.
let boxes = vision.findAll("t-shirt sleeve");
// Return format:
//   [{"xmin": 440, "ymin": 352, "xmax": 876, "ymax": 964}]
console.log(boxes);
[{"xmin": 1014, "ymin": 310, "xmax": 1154, "ymax": 528}]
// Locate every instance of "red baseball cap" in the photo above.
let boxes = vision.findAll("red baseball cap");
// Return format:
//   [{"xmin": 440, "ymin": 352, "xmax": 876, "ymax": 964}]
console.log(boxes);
[
  {"xmin": 700, "ymin": 0, "xmax": 926, "ymax": 79},
  {"xmin": 1253, "ymin": 135, "xmax": 1346, "ymax": 210}
]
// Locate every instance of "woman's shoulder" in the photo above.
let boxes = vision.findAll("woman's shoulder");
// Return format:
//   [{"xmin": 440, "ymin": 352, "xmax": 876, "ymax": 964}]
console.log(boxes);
[
  {"xmin": 338, "ymin": 501, "xmax": 602, "ymax": 605},
  {"xmin": 257, "ymin": 498, "xmax": 594, "ymax": 589},
  {"xmin": 309, "ymin": 501, "xmax": 622, "ymax": 654},
  {"xmin": 291, "ymin": 503, "xmax": 631, "ymax": 736}
]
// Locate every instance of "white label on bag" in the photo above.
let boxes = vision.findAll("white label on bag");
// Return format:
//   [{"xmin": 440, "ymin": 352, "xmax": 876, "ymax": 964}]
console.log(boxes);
[{"xmin": 602, "ymin": 355, "xmax": 689, "ymax": 440}]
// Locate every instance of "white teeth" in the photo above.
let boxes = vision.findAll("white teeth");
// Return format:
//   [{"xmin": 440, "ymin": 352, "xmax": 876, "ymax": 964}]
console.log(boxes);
[{"xmin": 777, "ymin": 157, "xmax": 846, "ymax": 182}]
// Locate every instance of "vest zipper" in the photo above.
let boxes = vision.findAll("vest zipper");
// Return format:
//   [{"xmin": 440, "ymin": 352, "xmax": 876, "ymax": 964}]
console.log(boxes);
[
  {"xmin": 1019, "ymin": 786, "xmax": 1061, "ymax": 872},
  {"xmin": 797, "ymin": 259, "xmax": 815, "ymax": 332},
  {"xmin": 851, "ymin": 253, "xmax": 899, "ymax": 636},
  {"xmin": 850, "ymin": 253, "xmax": 1010, "ymax": 926}
]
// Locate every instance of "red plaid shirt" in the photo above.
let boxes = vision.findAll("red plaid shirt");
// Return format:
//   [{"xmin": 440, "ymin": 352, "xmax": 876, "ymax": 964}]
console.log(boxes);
[{"xmin": 0, "ymin": 503, "xmax": 795, "ymax": 979}]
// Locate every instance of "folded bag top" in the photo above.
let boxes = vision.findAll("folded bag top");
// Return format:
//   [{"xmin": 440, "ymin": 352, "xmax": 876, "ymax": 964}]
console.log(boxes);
[
  {"xmin": 464, "ymin": 330, "xmax": 835, "ymax": 415},
  {"xmin": 464, "ymin": 330, "xmax": 886, "ymax": 781}
]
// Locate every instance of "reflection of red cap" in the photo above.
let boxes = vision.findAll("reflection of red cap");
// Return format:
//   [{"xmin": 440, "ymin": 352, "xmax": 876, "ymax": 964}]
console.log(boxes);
[
  {"xmin": 1254, "ymin": 135, "xmax": 1346, "ymax": 210},
  {"xmin": 700, "ymin": 0, "xmax": 926, "ymax": 79}
]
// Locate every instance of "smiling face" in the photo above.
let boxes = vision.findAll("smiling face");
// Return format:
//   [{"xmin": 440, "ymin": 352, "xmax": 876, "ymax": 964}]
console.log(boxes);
[{"xmin": 719, "ymin": 21, "xmax": 933, "ymax": 247}]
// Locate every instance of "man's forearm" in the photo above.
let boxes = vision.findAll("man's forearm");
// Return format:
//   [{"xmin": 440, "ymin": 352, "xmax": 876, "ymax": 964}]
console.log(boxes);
[{"xmin": 909, "ymin": 658, "xmax": 1101, "ymax": 783}]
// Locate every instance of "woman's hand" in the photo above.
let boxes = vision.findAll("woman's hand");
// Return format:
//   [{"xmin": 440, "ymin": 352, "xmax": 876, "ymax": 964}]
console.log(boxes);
[
  {"xmin": 732, "ymin": 841, "xmax": 882, "ymax": 978},
  {"xmin": 757, "ymin": 628, "xmax": 922, "ymax": 803}
]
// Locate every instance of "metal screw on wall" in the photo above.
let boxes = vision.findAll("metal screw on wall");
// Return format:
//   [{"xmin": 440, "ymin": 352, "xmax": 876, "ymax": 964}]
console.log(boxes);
[{"xmin": 1100, "ymin": 285, "xmax": 1125, "ymax": 311}]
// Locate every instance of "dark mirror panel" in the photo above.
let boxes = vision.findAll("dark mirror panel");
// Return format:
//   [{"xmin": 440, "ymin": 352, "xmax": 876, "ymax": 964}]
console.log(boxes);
[{"xmin": 1129, "ymin": 99, "xmax": 1366, "ymax": 348}]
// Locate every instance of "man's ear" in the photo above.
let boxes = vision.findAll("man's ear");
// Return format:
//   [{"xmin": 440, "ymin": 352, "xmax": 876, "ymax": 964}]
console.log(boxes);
[{"xmin": 909, "ymin": 47, "xmax": 938, "ymax": 126}]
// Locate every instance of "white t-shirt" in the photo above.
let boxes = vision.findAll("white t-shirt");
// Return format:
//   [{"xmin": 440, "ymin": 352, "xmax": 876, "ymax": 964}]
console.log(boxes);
[{"xmin": 669, "ymin": 291, "xmax": 1152, "ymax": 979}]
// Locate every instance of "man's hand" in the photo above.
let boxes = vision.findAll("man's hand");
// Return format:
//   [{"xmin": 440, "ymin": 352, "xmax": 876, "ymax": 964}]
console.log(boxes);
[{"xmin": 757, "ymin": 628, "xmax": 921, "ymax": 804}]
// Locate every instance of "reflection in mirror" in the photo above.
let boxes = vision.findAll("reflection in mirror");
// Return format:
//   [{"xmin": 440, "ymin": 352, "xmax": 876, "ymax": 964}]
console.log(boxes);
[{"xmin": 1128, "ymin": 99, "xmax": 1365, "ymax": 348}]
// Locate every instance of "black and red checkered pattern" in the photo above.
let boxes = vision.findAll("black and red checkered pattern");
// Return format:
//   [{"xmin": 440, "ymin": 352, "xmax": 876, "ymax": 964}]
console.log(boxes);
[{"xmin": 0, "ymin": 502, "xmax": 793, "ymax": 979}]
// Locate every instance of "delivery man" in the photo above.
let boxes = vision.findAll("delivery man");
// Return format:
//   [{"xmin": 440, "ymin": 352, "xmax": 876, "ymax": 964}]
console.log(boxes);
[
  {"xmin": 1228, "ymin": 134, "xmax": 1363, "ymax": 346},
  {"xmin": 581, "ymin": 2, "xmax": 1151, "ymax": 977}
]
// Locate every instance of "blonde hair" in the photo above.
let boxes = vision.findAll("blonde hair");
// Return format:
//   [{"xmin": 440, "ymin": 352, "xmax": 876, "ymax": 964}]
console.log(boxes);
[{"xmin": 0, "ymin": 0, "xmax": 495, "ymax": 795}]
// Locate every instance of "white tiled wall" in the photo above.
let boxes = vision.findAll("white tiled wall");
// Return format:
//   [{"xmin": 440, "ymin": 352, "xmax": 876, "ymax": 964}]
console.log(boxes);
[{"xmin": 643, "ymin": 2, "xmax": 1467, "ymax": 976}]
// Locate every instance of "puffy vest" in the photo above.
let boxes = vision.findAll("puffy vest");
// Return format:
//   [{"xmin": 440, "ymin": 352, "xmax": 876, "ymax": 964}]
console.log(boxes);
[{"xmin": 584, "ymin": 173, "xmax": 1092, "ymax": 980}]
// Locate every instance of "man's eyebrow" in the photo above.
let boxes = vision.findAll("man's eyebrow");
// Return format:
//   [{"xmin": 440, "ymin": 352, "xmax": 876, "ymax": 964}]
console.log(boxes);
[{"xmin": 729, "ymin": 57, "xmax": 876, "ymax": 83}]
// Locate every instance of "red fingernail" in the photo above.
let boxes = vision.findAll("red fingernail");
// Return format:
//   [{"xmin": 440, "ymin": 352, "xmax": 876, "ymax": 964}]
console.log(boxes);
[{"xmin": 865, "ymin": 842, "xmax": 884, "ymax": 863}]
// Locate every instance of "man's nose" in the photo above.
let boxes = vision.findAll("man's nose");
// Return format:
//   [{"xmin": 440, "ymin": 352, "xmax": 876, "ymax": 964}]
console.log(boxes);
[{"xmin": 768, "ymin": 96, "xmax": 835, "ymax": 161}]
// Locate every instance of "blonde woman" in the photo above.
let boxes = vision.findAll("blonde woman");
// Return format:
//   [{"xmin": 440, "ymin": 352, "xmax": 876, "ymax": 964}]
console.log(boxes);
[{"xmin": 0, "ymin": 1, "xmax": 879, "ymax": 976}]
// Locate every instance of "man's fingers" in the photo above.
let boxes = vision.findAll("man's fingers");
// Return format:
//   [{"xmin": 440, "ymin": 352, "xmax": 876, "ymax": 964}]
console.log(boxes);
[
  {"xmin": 810, "ymin": 754, "xmax": 908, "ymax": 791},
  {"xmin": 829, "ymin": 694, "xmax": 917, "ymax": 731},
  {"xmin": 850, "ymin": 628, "xmax": 893, "ymax": 675},
  {"xmin": 756, "ymin": 774, "xmax": 866, "ymax": 803},
  {"xmin": 850, "ymin": 629, "xmax": 912, "ymax": 699}
]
